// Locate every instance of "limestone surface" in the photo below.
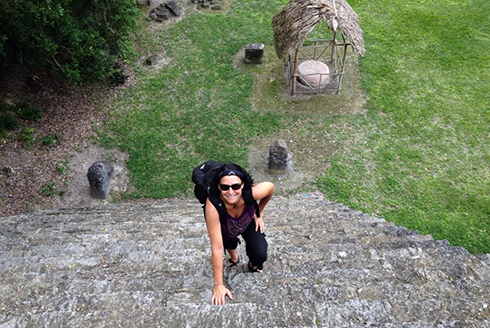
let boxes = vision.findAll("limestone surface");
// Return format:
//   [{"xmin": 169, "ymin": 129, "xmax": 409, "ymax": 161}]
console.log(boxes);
[
  {"xmin": 298, "ymin": 60, "xmax": 330, "ymax": 87},
  {"xmin": 0, "ymin": 194, "xmax": 489, "ymax": 327}
]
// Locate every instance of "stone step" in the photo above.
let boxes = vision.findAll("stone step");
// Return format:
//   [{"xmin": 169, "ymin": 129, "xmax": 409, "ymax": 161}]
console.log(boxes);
[
  {"xmin": 3, "ymin": 262, "xmax": 488, "ymax": 302},
  {"xmin": 2, "ymin": 278, "xmax": 488, "ymax": 325},
  {"xmin": 1, "ymin": 304, "xmax": 488, "ymax": 328},
  {"xmin": 1, "ymin": 193, "xmax": 489, "ymax": 327},
  {"xmin": 5, "ymin": 238, "xmax": 482, "ymax": 284}
]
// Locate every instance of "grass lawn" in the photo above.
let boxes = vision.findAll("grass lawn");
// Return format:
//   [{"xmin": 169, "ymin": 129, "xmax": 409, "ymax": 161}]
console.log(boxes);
[
  {"xmin": 318, "ymin": 0, "xmax": 490, "ymax": 253},
  {"xmin": 100, "ymin": 0, "xmax": 490, "ymax": 253},
  {"xmin": 101, "ymin": 0, "xmax": 285, "ymax": 198}
]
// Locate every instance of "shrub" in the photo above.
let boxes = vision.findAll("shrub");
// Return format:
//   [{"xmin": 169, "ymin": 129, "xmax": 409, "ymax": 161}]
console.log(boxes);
[
  {"xmin": 19, "ymin": 127, "xmax": 37, "ymax": 149},
  {"xmin": 0, "ymin": 102, "xmax": 11, "ymax": 113},
  {"xmin": 16, "ymin": 103, "xmax": 42, "ymax": 122},
  {"xmin": 0, "ymin": 0, "xmax": 140, "ymax": 84},
  {"xmin": 41, "ymin": 133, "xmax": 62, "ymax": 147},
  {"xmin": 41, "ymin": 182, "xmax": 60, "ymax": 197},
  {"xmin": 0, "ymin": 113, "xmax": 18, "ymax": 137}
]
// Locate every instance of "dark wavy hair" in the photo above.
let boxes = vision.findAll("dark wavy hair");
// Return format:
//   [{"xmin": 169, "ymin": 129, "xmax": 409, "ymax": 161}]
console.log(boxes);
[{"xmin": 208, "ymin": 163, "xmax": 254, "ymax": 199}]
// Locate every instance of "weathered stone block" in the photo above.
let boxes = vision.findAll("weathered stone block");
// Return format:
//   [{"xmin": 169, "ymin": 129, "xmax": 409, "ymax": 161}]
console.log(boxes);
[
  {"xmin": 87, "ymin": 160, "xmax": 113, "ymax": 199},
  {"xmin": 268, "ymin": 139, "xmax": 292, "ymax": 172},
  {"xmin": 2, "ymin": 166, "xmax": 14, "ymax": 177},
  {"xmin": 165, "ymin": 0, "xmax": 180, "ymax": 16},
  {"xmin": 145, "ymin": 54, "xmax": 162, "ymax": 66},
  {"xmin": 149, "ymin": 1, "xmax": 180, "ymax": 21},
  {"xmin": 244, "ymin": 43, "xmax": 264, "ymax": 64}
]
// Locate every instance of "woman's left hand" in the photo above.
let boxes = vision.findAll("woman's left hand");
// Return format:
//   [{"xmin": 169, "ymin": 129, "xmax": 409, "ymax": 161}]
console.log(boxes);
[{"xmin": 254, "ymin": 215, "xmax": 265, "ymax": 234}]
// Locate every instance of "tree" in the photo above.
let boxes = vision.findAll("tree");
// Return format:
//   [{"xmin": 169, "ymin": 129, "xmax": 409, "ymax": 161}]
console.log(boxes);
[{"xmin": 0, "ymin": 0, "xmax": 140, "ymax": 83}]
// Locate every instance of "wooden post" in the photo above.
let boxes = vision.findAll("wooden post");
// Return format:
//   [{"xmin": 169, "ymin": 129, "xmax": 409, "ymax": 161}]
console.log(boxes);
[
  {"xmin": 337, "ymin": 44, "xmax": 349, "ymax": 94},
  {"xmin": 330, "ymin": 31, "xmax": 337, "ymax": 66},
  {"xmin": 341, "ymin": 44, "xmax": 348, "ymax": 69},
  {"xmin": 291, "ymin": 50, "xmax": 300, "ymax": 96}
]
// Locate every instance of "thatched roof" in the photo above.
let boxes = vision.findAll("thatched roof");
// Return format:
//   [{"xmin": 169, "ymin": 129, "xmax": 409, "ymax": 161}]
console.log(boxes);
[{"xmin": 272, "ymin": 0, "xmax": 365, "ymax": 59}]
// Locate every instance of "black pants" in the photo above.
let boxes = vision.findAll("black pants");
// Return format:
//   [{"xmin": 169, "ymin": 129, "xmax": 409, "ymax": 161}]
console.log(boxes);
[{"xmin": 223, "ymin": 220, "xmax": 268, "ymax": 270}]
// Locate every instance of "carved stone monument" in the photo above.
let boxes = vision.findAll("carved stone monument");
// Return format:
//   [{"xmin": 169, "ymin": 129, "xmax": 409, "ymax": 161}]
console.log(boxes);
[
  {"xmin": 87, "ymin": 161, "xmax": 114, "ymax": 199},
  {"xmin": 268, "ymin": 139, "xmax": 292, "ymax": 174}
]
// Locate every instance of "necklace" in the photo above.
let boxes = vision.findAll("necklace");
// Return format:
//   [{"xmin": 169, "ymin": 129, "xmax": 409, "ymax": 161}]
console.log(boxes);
[
  {"xmin": 220, "ymin": 195, "xmax": 243, "ymax": 210},
  {"xmin": 232, "ymin": 195, "xmax": 242, "ymax": 209}
]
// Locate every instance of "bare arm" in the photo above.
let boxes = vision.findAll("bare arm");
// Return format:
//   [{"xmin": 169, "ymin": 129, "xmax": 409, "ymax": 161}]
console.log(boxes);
[
  {"xmin": 251, "ymin": 182, "xmax": 275, "ymax": 233},
  {"xmin": 204, "ymin": 198, "xmax": 233, "ymax": 305},
  {"xmin": 252, "ymin": 182, "xmax": 275, "ymax": 214}
]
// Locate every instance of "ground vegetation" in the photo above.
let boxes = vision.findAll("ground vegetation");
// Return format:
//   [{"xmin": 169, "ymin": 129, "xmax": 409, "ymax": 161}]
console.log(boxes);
[
  {"xmin": 0, "ymin": 0, "xmax": 140, "ymax": 83},
  {"xmin": 1, "ymin": 0, "xmax": 488, "ymax": 254}
]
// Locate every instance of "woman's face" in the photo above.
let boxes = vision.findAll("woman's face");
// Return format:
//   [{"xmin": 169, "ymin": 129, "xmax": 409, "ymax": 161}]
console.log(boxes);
[{"xmin": 218, "ymin": 175, "xmax": 243, "ymax": 205}]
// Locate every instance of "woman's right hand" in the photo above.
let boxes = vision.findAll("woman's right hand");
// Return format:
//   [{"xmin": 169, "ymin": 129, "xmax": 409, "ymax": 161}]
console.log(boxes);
[{"xmin": 212, "ymin": 285, "xmax": 233, "ymax": 305}]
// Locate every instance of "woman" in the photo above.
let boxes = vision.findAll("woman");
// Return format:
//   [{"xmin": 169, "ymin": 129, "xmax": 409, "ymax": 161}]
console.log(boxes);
[{"xmin": 204, "ymin": 163, "xmax": 274, "ymax": 305}]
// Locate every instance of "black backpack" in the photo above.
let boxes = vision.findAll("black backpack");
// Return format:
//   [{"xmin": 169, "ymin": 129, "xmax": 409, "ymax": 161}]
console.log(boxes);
[
  {"xmin": 191, "ymin": 161, "xmax": 260, "ymax": 220},
  {"xmin": 192, "ymin": 160, "xmax": 223, "ymax": 204}
]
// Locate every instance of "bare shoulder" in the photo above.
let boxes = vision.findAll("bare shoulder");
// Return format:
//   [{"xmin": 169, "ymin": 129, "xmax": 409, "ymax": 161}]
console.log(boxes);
[
  {"xmin": 204, "ymin": 198, "xmax": 220, "ymax": 222},
  {"xmin": 252, "ymin": 182, "xmax": 275, "ymax": 200}
]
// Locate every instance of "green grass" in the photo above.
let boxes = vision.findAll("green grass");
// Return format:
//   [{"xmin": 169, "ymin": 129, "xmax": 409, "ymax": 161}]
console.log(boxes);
[
  {"xmin": 99, "ymin": 0, "xmax": 490, "ymax": 253},
  {"xmin": 101, "ymin": 1, "xmax": 285, "ymax": 198},
  {"xmin": 318, "ymin": 0, "xmax": 490, "ymax": 253}
]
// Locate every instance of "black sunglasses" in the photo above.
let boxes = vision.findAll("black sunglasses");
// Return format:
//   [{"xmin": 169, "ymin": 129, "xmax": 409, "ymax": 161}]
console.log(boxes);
[{"xmin": 219, "ymin": 183, "xmax": 243, "ymax": 191}]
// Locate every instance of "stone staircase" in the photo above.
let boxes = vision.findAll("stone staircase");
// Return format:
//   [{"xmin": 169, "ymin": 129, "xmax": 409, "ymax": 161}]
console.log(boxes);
[{"xmin": 1, "ymin": 193, "xmax": 489, "ymax": 327}]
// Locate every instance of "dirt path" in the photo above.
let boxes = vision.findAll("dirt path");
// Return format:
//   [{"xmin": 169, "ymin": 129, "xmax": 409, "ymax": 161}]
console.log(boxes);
[{"xmin": 0, "ymin": 64, "xmax": 134, "ymax": 217}]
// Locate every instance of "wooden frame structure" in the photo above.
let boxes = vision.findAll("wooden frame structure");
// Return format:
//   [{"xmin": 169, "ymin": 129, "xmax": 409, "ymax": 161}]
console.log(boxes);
[
  {"xmin": 272, "ymin": 0, "xmax": 365, "ymax": 96},
  {"xmin": 289, "ymin": 30, "xmax": 350, "ymax": 95}
]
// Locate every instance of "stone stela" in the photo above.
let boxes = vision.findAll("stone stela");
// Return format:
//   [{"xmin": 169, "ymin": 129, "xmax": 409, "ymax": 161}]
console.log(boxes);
[
  {"xmin": 87, "ymin": 160, "xmax": 114, "ymax": 199},
  {"xmin": 268, "ymin": 139, "xmax": 293, "ymax": 177}
]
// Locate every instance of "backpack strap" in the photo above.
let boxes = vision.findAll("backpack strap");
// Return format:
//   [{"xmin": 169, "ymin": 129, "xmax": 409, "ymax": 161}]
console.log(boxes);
[
  {"xmin": 206, "ymin": 194, "xmax": 228, "ymax": 225},
  {"xmin": 205, "ymin": 189, "xmax": 260, "ymax": 224},
  {"xmin": 243, "ymin": 187, "xmax": 260, "ymax": 218}
]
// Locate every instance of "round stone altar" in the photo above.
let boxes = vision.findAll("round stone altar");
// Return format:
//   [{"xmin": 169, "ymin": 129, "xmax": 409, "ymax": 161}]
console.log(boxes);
[{"xmin": 297, "ymin": 60, "xmax": 330, "ymax": 87}]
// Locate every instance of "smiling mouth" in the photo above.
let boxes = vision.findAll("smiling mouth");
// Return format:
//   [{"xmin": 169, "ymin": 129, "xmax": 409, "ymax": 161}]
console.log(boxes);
[{"xmin": 223, "ymin": 192, "xmax": 239, "ymax": 201}]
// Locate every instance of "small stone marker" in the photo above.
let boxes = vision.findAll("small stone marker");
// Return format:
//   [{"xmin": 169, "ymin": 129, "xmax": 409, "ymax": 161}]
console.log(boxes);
[
  {"xmin": 268, "ymin": 139, "xmax": 292, "ymax": 172},
  {"xmin": 145, "ymin": 54, "xmax": 162, "ymax": 66},
  {"xmin": 196, "ymin": 0, "xmax": 221, "ymax": 9},
  {"xmin": 2, "ymin": 166, "xmax": 15, "ymax": 177},
  {"xmin": 244, "ymin": 43, "xmax": 264, "ymax": 64},
  {"xmin": 149, "ymin": 1, "xmax": 180, "ymax": 21},
  {"xmin": 87, "ymin": 161, "xmax": 114, "ymax": 199},
  {"xmin": 165, "ymin": 0, "xmax": 180, "ymax": 16}
]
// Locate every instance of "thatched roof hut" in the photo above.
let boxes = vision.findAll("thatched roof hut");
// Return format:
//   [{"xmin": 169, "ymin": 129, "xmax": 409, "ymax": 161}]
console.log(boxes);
[{"xmin": 272, "ymin": 0, "xmax": 365, "ymax": 60}]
